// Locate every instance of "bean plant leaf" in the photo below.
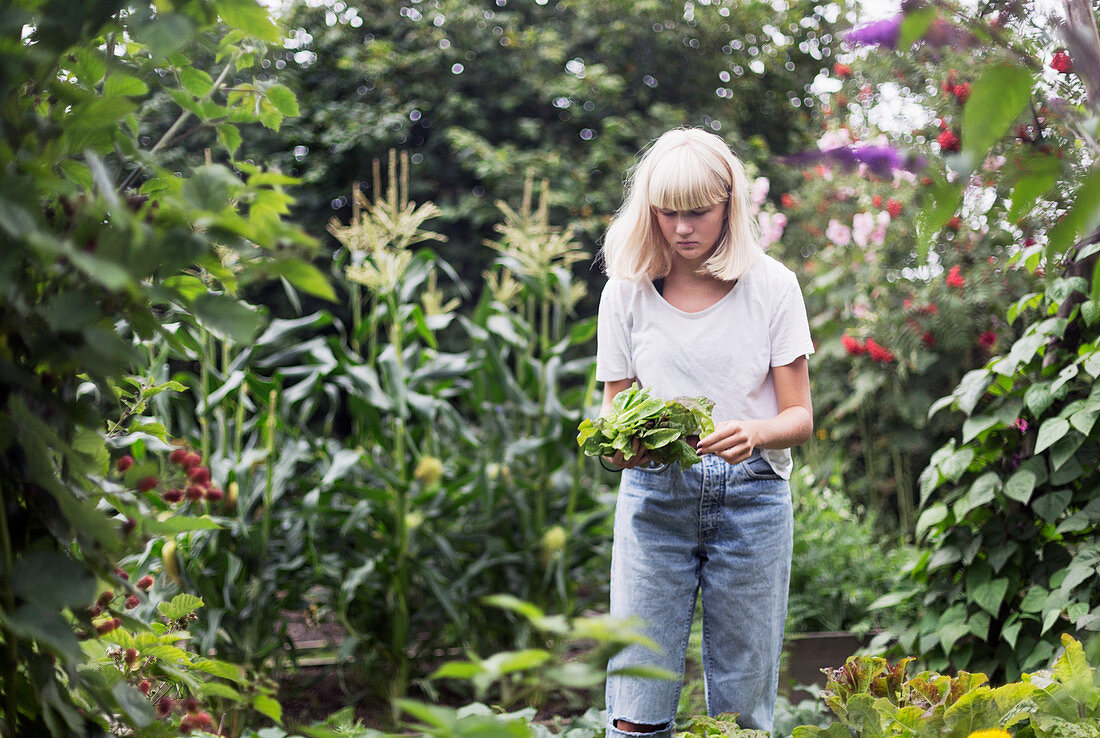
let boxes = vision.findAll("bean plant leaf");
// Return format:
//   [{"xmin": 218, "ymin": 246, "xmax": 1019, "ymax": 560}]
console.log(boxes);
[{"xmin": 1034, "ymin": 417, "xmax": 1070, "ymax": 454}]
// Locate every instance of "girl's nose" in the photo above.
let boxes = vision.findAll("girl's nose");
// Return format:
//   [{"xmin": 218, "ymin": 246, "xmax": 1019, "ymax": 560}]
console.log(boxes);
[{"xmin": 676, "ymin": 218, "xmax": 692, "ymax": 234}]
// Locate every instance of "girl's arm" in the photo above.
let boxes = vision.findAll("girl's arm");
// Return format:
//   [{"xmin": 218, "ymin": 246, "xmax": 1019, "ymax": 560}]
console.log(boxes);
[
  {"xmin": 695, "ymin": 356, "xmax": 813, "ymax": 464},
  {"xmin": 601, "ymin": 378, "xmax": 651, "ymax": 469}
]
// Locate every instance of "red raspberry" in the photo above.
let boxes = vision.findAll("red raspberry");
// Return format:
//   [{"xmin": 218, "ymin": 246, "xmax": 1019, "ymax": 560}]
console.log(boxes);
[
  {"xmin": 125, "ymin": 594, "xmax": 140, "ymax": 609},
  {"xmin": 185, "ymin": 485, "xmax": 206, "ymax": 501},
  {"xmin": 157, "ymin": 696, "xmax": 174, "ymax": 717},
  {"xmin": 137, "ymin": 575, "xmax": 155, "ymax": 591},
  {"xmin": 183, "ymin": 452, "xmax": 201, "ymax": 470},
  {"xmin": 136, "ymin": 476, "xmax": 158, "ymax": 492},
  {"xmin": 169, "ymin": 448, "xmax": 189, "ymax": 465},
  {"xmin": 97, "ymin": 590, "xmax": 115, "ymax": 609},
  {"xmin": 124, "ymin": 647, "xmax": 139, "ymax": 665},
  {"xmin": 1051, "ymin": 49, "xmax": 1072, "ymax": 74},
  {"xmin": 116, "ymin": 455, "xmax": 134, "ymax": 472},
  {"xmin": 937, "ymin": 129, "xmax": 961, "ymax": 153},
  {"xmin": 187, "ymin": 466, "xmax": 210, "ymax": 485},
  {"xmin": 139, "ymin": 679, "xmax": 152, "ymax": 695},
  {"xmin": 163, "ymin": 488, "xmax": 184, "ymax": 503},
  {"xmin": 181, "ymin": 697, "xmax": 200, "ymax": 714},
  {"xmin": 205, "ymin": 487, "xmax": 225, "ymax": 502},
  {"xmin": 114, "ymin": 567, "xmax": 130, "ymax": 581}
]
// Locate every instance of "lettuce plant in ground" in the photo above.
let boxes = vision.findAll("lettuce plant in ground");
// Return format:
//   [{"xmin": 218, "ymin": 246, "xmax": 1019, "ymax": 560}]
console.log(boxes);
[
  {"xmin": 577, "ymin": 384, "xmax": 715, "ymax": 469},
  {"xmin": 794, "ymin": 634, "xmax": 1100, "ymax": 738}
]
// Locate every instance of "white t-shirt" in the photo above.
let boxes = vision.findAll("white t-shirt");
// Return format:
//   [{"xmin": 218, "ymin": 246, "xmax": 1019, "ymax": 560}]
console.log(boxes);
[{"xmin": 595, "ymin": 253, "xmax": 814, "ymax": 479}]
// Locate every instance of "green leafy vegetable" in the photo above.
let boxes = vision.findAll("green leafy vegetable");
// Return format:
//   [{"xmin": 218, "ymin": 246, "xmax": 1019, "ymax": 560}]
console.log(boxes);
[{"xmin": 577, "ymin": 384, "xmax": 716, "ymax": 470}]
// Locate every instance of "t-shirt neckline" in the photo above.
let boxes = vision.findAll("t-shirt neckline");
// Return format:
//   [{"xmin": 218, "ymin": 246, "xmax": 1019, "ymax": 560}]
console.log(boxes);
[{"xmin": 644, "ymin": 275, "xmax": 741, "ymax": 317}]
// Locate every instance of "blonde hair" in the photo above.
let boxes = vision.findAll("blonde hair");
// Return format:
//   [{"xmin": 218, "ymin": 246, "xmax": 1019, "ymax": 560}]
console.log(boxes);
[{"xmin": 600, "ymin": 128, "xmax": 761, "ymax": 281}]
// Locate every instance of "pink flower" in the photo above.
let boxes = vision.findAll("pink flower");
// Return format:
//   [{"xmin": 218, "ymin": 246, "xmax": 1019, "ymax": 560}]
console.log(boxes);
[
  {"xmin": 757, "ymin": 211, "xmax": 788, "ymax": 249},
  {"xmin": 750, "ymin": 177, "xmax": 771, "ymax": 206},
  {"xmin": 979, "ymin": 331, "xmax": 997, "ymax": 349},
  {"xmin": 852, "ymin": 212, "xmax": 875, "ymax": 248},
  {"xmin": 1014, "ymin": 418, "xmax": 1029, "ymax": 433},
  {"xmin": 825, "ymin": 219, "xmax": 852, "ymax": 246}
]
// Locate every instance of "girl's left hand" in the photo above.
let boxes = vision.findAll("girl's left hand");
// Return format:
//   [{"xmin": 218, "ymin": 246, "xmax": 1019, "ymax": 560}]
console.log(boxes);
[{"xmin": 695, "ymin": 420, "xmax": 760, "ymax": 464}]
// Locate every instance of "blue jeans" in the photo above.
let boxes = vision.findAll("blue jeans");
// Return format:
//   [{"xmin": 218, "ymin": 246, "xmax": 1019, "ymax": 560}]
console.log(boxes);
[{"xmin": 605, "ymin": 452, "xmax": 793, "ymax": 737}]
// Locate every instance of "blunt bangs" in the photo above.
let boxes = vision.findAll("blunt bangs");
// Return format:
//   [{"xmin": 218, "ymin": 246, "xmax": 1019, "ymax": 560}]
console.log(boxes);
[{"xmin": 645, "ymin": 145, "xmax": 730, "ymax": 212}]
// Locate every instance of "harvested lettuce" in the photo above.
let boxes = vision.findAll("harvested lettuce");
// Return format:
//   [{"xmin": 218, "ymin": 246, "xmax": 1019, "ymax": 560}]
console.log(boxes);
[{"xmin": 577, "ymin": 384, "xmax": 715, "ymax": 470}]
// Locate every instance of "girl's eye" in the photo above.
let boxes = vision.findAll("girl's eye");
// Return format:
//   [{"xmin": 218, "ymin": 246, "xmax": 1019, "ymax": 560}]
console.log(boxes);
[{"xmin": 691, "ymin": 210, "xmax": 708, "ymax": 216}]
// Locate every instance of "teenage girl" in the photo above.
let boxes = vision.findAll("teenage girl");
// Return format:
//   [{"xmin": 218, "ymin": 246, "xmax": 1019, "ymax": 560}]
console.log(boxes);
[{"xmin": 595, "ymin": 127, "xmax": 814, "ymax": 736}]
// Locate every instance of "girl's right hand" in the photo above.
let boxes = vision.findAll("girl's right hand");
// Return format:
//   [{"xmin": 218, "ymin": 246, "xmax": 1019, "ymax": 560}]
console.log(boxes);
[{"xmin": 606, "ymin": 437, "xmax": 650, "ymax": 469}]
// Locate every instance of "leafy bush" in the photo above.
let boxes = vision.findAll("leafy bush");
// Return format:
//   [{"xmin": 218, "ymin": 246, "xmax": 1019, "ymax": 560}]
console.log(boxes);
[{"xmin": 787, "ymin": 467, "xmax": 916, "ymax": 634}]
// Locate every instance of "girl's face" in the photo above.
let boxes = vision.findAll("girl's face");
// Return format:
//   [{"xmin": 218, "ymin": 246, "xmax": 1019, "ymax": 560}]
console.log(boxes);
[{"xmin": 654, "ymin": 202, "xmax": 727, "ymax": 265}]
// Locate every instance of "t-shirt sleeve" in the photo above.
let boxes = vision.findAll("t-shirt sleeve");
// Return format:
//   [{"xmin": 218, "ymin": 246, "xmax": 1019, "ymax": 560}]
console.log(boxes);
[
  {"xmin": 770, "ymin": 273, "xmax": 814, "ymax": 367},
  {"xmin": 595, "ymin": 280, "xmax": 635, "ymax": 382}
]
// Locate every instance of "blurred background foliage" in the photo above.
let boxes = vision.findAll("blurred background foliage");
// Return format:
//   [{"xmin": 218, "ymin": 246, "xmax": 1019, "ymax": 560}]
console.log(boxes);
[{"xmin": 6, "ymin": 0, "xmax": 1100, "ymax": 735}]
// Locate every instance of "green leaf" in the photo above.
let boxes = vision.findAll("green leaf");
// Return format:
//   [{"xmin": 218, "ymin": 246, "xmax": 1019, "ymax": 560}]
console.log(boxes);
[
  {"xmin": 104, "ymin": 74, "xmax": 150, "ymax": 98},
  {"xmin": 1033, "ymin": 489, "xmax": 1072, "ymax": 525},
  {"xmin": 1052, "ymin": 635, "xmax": 1094, "ymax": 703},
  {"xmin": 3, "ymin": 604, "xmax": 83, "ymax": 664},
  {"xmin": 961, "ymin": 63, "xmax": 1035, "ymax": 172},
  {"xmin": 157, "ymin": 593, "xmax": 204, "ymax": 620},
  {"xmin": 12, "ymin": 549, "xmax": 96, "ymax": 610},
  {"xmin": 1025, "ymin": 383, "xmax": 1055, "ymax": 416},
  {"xmin": 432, "ymin": 662, "xmax": 483, "ymax": 680},
  {"xmin": 1047, "ymin": 167, "xmax": 1100, "ymax": 270},
  {"xmin": 954, "ymin": 472, "xmax": 999, "ymax": 519},
  {"xmin": 252, "ymin": 694, "xmax": 283, "ymax": 724},
  {"xmin": 134, "ymin": 12, "xmax": 196, "ymax": 59},
  {"xmin": 193, "ymin": 293, "xmax": 266, "ymax": 343},
  {"xmin": 972, "ymin": 578, "xmax": 1009, "ymax": 616},
  {"xmin": 898, "ymin": 6, "xmax": 937, "ymax": 48},
  {"xmin": 219, "ymin": 0, "xmax": 281, "ymax": 42},
  {"xmin": 915, "ymin": 175, "xmax": 964, "ymax": 259},
  {"xmin": 265, "ymin": 259, "xmax": 336, "ymax": 302},
  {"xmin": 112, "ymin": 681, "xmax": 155, "ymax": 727},
  {"xmin": 217, "ymin": 123, "xmax": 243, "ymax": 156},
  {"xmin": 1007, "ymin": 155, "xmax": 1062, "ymax": 222},
  {"xmin": 940, "ymin": 447, "xmax": 975, "ymax": 482},
  {"xmin": 193, "ymin": 658, "xmax": 244, "ymax": 682},
  {"xmin": 200, "ymin": 682, "xmax": 244, "ymax": 701},
  {"xmin": 1034, "ymin": 417, "xmax": 1070, "ymax": 454},
  {"xmin": 265, "ymin": 84, "xmax": 300, "ymax": 117},
  {"xmin": 144, "ymin": 516, "xmax": 221, "ymax": 535},
  {"xmin": 915, "ymin": 504, "xmax": 949, "ymax": 540},
  {"xmin": 1004, "ymin": 469, "xmax": 1036, "ymax": 504},
  {"xmin": 182, "ymin": 164, "xmax": 239, "ymax": 211},
  {"xmin": 178, "ymin": 66, "xmax": 214, "ymax": 97},
  {"xmin": 961, "ymin": 415, "xmax": 998, "ymax": 443}
]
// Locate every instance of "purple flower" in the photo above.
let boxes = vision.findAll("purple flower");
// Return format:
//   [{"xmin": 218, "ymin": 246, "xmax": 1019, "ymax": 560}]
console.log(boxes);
[
  {"xmin": 845, "ymin": 15, "xmax": 903, "ymax": 48},
  {"xmin": 780, "ymin": 145, "xmax": 926, "ymax": 177},
  {"xmin": 844, "ymin": 13, "xmax": 975, "ymax": 50}
]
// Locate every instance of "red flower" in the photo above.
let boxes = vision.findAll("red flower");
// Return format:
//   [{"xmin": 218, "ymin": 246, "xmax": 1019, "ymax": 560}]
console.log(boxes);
[
  {"xmin": 946, "ymin": 216, "xmax": 962, "ymax": 231},
  {"xmin": 946, "ymin": 265, "xmax": 965, "ymax": 288},
  {"xmin": 865, "ymin": 338, "xmax": 896, "ymax": 363},
  {"xmin": 903, "ymin": 298, "xmax": 913, "ymax": 309},
  {"xmin": 136, "ymin": 476, "xmax": 158, "ymax": 492},
  {"xmin": 117, "ymin": 455, "xmax": 134, "ymax": 472},
  {"xmin": 937, "ymin": 129, "xmax": 961, "ymax": 153},
  {"xmin": 886, "ymin": 198, "xmax": 902, "ymax": 217},
  {"xmin": 872, "ymin": 194, "xmax": 883, "ymax": 208},
  {"xmin": 163, "ymin": 488, "xmax": 184, "ymax": 504},
  {"xmin": 922, "ymin": 303, "xmax": 938, "ymax": 315},
  {"xmin": 780, "ymin": 193, "xmax": 795, "ymax": 208},
  {"xmin": 952, "ymin": 82, "xmax": 970, "ymax": 104},
  {"xmin": 1051, "ymin": 49, "xmax": 1072, "ymax": 74},
  {"xmin": 125, "ymin": 594, "xmax": 140, "ymax": 609},
  {"xmin": 922, "ymin": 331, "xmax": 935, "ymax": 346},
  {"xmin": 137, "ymin": 575, "xmax": 155, "ymax": 590},
  {"xmin": 169, "ymin": 448, "xmax": 189, "ymax": 466},
  {"xmin": 979, "ymin": 331, "xmax": 997, "ymax": 349},
  {"xmin": 833, "ymin": 62, "xmax": 853, "ymax": 78},
  {"xmin": 841, "ymin": 334, "xmax": 866, "ymax": 356}
]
